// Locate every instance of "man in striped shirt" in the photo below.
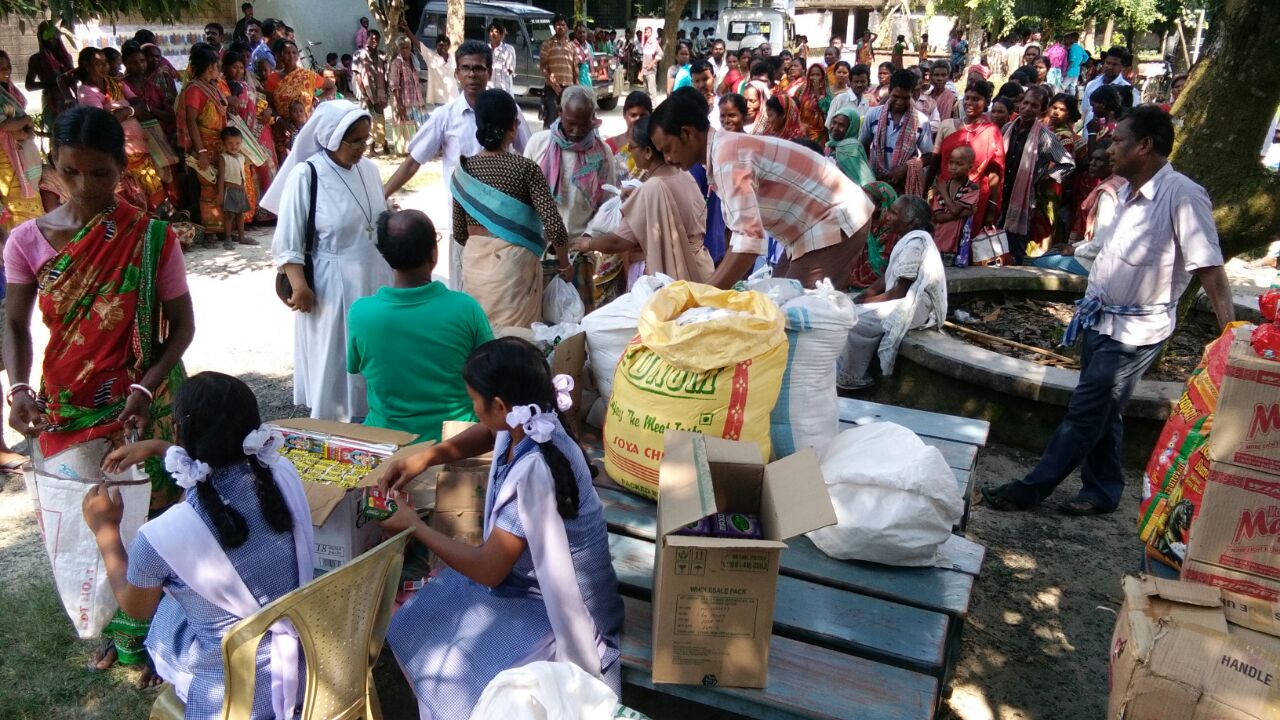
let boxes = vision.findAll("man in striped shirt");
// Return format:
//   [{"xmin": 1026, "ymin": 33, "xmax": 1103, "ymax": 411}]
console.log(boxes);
[{"xmin": 649, "ymin": 90, "xmax": 876, "ymax": 289}]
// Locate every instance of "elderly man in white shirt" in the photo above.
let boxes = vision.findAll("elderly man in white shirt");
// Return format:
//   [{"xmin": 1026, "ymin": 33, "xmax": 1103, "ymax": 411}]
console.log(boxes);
[
  {"xmin": 384, "ymin": 39, "xmax": 531, "ymax": 288},
  {"xmin": 524, "ymin": 85, "xmax": 617, "ymax": 237},
  {"xmin": 983, "ymin": 106, "xmax": 1234, "ymax": 517}
]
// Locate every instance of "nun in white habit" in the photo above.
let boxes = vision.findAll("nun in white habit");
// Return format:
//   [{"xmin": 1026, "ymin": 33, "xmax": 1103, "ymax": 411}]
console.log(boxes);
[{"xmin": 263, "ymin": 100, "xmax": 393, "ymax": 422}]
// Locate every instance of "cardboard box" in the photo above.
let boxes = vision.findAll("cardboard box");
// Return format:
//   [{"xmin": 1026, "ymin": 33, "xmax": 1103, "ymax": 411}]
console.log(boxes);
[
  {"xmin": 492, "ymin": 328, "xmax": 588, "ymax": 432},
  {"xmin": 1185, "ymin": 461, "xmax": 1280, "ymax": 583},
  {"xmin": 651, "ymin": 431, "xmax": 836, "ymax": 688},
  {"xmin": 1211, "ymin": 330, "xmax": 1280, "ymax": 474},
  {"xmin": 1183, "ymin": 559, "xmax": 1280, "ymax": 638},
  {"xmin": 428, "ymin": 458, "xmax": 490, "ymax": 571},
  {"xmin": 270, "ymin": 419, "xmax": 424, "ymax": 575},
  {"xmin": 1108, "ymin": 575, "xmax": 1280, "ymax": 719}
]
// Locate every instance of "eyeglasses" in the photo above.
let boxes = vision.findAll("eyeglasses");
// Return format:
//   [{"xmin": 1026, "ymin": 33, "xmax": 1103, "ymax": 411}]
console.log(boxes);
[
  {"xmin": 458, "ymin": 64, "xmax": 490, "ymax": 75},
  {"xmin": 340, "ymin": 137, "xmax": 369, "ymax": 149}
]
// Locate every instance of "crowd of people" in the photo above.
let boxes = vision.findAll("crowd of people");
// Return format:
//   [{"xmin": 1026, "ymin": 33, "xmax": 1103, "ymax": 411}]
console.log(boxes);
[{"xmin": 0, "ymin": 9, "xmax": 1236, "ymax": 720}]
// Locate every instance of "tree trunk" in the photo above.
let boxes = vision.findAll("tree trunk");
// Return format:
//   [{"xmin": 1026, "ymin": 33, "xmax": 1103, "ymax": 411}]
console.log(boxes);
[
  {"xmin": 966, "ymin": 9, "xmax": 979, "ymax": 70},
  {"xmin": 660, "ymin": 0, "xmax": 689, "ymax": 91},
  {"xmin": 367, "ymin": 0, "xmax": 404, "ymax": 48},
  {"xmin": 1101, "ymin": 17, "xmax": 1114, "ymax": 48},
  {"xmin": 447, "ymin": 0, "xmax": 465, "ymax": 47},
  {"xmin": 1170, "ymin": 0, "xmax": 1280, "ymax": 260},
  {"xmin": 1082, "ymin": 18, "xmax": 1095, "ymax": 49}
]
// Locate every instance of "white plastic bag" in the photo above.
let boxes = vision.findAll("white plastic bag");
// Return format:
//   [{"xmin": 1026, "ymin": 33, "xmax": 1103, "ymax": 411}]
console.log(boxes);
[
  {"xmin": 769, "ymin": 280, "xmax": 857, "ymax": 458},
  {"xmin": 543, "ymin": 276, "xmax": 586, "ymax": 325},
  {"xmin": 807, "ymin": 423, "xmax": 963, "ymax": 566},
  {"xmin": 585, "ymin": 180, "xmax": 641, "ymax": 237},
  {"xmin": 24, "ymin": 439, "xmax": 151, "ymax": 638},
  {"xmin": 469, "ymin": 661, "xmax": 627, "ymax": 720},
  {"xmin": 531, "ymin": 321, "xmax": 584, "ymax": 354},
  {"xmin": 581, "ymin": 273, "xmax": 673, "ymax": 398}
]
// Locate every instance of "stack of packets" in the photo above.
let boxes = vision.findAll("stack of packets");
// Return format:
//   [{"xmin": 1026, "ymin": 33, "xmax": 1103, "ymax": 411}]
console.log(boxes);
[
  {"xmin": 271, "ymin": 425, "xmax": 398, "ymax": 489},
  {"xmin": 674, "ymin": 512, "xmax": 764, "ymax": 539}
]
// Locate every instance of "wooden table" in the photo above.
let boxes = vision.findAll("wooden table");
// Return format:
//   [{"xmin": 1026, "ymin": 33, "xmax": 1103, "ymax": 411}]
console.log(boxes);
[{"xmin": 588, "ymin": 399, "xmax": 991, "ymax": 719}]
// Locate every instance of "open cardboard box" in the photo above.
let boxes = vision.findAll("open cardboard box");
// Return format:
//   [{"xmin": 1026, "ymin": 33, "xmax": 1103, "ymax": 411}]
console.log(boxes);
[
  {"xmin": 651, "ymin": 430, "xmax": 837, "ymax": 688},
  {"xmin": 270, "ymin": 419, "xmax": 427, "ymax": 575},
  {"xmin": 1109, "ymin": 575, "xmax": 1280, "ymax": 719}
]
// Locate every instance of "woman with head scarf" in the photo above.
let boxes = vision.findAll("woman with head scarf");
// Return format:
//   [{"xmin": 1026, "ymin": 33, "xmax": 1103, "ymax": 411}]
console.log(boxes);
[
  {"xmin": 847, "ymin": 180, "xmax": 899, "ymax": 289},
  {"xmin": 263, "ymin": 100, "xmax": 392, "ymax": 421},
  {"xmin": 759, "ymin": 94, "xmax": 804, "ymax": 140},
  {"xmin": 742, "ymin": 79, "xmax": 770, "ymax": 134},
  {"xmin": 827, "ymin": 107, "xmax": 873, "ymax": 186},
  {"xmin": 797, "ymin": 63, "xmax": 831, "ymax": 143},
  {"xmin": 569, "ymin": 115, "xmax": 712, "ymax": 284}
]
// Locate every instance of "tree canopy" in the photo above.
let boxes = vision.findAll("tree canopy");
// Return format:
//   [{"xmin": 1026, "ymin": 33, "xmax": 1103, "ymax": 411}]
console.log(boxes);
[{"xmin": 0, "ymin": 0, "xmax": 213, "ymax": 30}]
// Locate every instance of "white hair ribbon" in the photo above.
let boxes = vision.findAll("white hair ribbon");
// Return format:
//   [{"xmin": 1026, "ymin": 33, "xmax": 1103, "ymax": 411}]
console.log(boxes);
[
  {"xmin": 552, "ymin": 374, "xmax": 574, "ymax": 413},
  {"xmin": 242, "ymin": 425, "xmax": 284, "ymax": 465},
  {"xmin": 505, "ymin": 404, "xmax": 557, "ymax": 444},
  {"xmin": 165, "ymin": 445, "xmax": 211, "ymax": 490}
]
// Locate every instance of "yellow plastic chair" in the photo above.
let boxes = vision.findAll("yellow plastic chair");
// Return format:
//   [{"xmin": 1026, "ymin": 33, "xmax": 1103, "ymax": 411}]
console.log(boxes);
[{"xmin": 150, "ymin": 529, "xmax": 411, "ymax": 720}]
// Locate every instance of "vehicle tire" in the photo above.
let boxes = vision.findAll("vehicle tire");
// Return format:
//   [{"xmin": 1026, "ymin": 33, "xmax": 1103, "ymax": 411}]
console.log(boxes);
[{"xmin": 597, "ymin": 95, "xmax": 619, "ymax": 111}]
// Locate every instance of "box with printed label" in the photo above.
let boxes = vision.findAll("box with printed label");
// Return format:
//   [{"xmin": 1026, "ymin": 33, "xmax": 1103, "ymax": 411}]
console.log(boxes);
[
  {"xmin": 269, "ymin": 419, "xmax": 424, "ymax": 575},
  {"xmin": 651, "ymin": 431, "xmax": 836, "ymax": 688},
  {"xmin": 1182, "ymin": 558, "xmax": 1280, "ymax": 638},
  {"xmin": 1108, "ymin": 575, "xmax": 1280, "ymax": 719},
  {"xmin": 1211, "ymin": 330, "xmax": 1280, "ymax": 474},
  {"xmin": 1185, "ymin": 461, "xmax": 1280, "ymax": 584}
]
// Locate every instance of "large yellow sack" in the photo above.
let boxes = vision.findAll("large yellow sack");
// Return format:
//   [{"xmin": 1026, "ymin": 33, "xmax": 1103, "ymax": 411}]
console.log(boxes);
[{"xmin": 604, "ymin": 281, "xmax": 788, "ymax": 499}]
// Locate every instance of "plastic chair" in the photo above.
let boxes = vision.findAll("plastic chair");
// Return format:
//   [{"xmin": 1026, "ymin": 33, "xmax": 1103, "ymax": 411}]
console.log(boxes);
[{"xmin": 150, "ymin": 529, "xmax": 411, "ymax": 720}]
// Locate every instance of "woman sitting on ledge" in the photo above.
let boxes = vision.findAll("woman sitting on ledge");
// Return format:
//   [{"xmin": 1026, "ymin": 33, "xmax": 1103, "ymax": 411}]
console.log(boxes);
[{"xmin": 838, "ymin": 194, "xmax": 948, "ymax": 391}]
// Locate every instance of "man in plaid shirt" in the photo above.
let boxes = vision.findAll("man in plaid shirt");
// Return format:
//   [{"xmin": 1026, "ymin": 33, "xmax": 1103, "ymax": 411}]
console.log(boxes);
[{"xmin": 649, "ymin": 89, "xmax": 876, "ymax": 289}]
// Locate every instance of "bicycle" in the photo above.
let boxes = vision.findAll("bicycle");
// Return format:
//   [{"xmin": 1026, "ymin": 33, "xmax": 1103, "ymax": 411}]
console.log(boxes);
[{"xmin": 302, "ymin": 40, "xmax": 324, "ymax": 71}]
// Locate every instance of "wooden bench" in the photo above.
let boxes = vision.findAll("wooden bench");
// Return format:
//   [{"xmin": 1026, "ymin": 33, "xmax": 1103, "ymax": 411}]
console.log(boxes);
[{"xmin": 589, "ymin": 399, "xmax": 990, "ymax": 719}]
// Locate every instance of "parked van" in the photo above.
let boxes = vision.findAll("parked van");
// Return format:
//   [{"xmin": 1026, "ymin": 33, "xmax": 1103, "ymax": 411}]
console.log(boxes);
[
  {"xmin": 416, "ymin": 1, "xmax": 617, "ymax": 110},
  {"xmin": 718, "ymin": 7, "xmax": 795, "ymax": 54}
]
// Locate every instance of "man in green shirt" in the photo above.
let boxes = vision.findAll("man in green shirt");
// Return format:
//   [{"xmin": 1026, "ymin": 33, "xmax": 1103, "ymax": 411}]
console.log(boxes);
[{"xmin": 348, "ymin": 210, "xmax": 493, "ymax": 442}]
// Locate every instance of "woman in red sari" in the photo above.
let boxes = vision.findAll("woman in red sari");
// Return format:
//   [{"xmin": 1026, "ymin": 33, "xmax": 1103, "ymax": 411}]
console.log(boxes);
[
  {"xmin": 796, "ymin": 63, "xmax": 831, "ymax": 144},
  {"xmin": 931, "ymin": 79, "xmax": 1004, "ymax": 233},
  {"xmin": 175, "ymin": 45, "xmax": 229, "ymax": 242},
  {"xmin": 4, "ymin": 105, "xmax": 193, "ymax": 682}
]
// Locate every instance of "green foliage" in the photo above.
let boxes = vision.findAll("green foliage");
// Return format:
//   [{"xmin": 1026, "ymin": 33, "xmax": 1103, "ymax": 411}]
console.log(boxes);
[{"xmin": 0, "ymin": 0, "xmax": 213, "ymax": 31}]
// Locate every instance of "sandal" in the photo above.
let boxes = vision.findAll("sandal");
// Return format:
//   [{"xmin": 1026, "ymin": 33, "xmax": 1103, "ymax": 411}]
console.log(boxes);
[
  {"xmin": 979, "ymin": 484, "xmax": 1027, "ymax": 512},
  {"xmin": 1058, "ymin": 497, "xmax": 1113, "ymax": 516}
]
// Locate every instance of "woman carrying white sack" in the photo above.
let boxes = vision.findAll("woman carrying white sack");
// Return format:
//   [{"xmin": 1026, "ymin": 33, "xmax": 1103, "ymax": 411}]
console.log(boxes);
[
  {"xmin": 263, "ymin": 100, "xmax": 392, "ymax": 422},
  {"xmin": 837, "ymin": 194, "xmax": 947, "ymax": 391}
]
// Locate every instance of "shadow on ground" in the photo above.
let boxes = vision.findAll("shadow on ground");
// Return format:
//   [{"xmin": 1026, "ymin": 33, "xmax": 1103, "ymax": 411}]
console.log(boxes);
[{"xmin": 942, "ymin": 444, "xmax": 1135, "ymax": 719}]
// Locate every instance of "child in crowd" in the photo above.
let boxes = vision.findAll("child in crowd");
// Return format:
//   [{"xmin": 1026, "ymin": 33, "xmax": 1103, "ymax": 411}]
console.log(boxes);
[
  {"xmin": 338, "ymin": 53, "xmax": 356, "ymax": 95},
  {"xmin": 891, "ymin": 35, "xmax": 906, "ymax": 68},
  {"xmin": 375, "ymin": 337, "xmax": 623, "ymax": 720},
  {"xmin": 284, "ymin": 100, "xmax": 306, "ymax": 150},
  {"xmin": 216, "ymin": 126, "xmax": 252, "ymax": 249},
  {"xmin": 930, "ymin": 144, "xmax": 978, "ymax": 263},
  {"xmin": 84, "ymin": 372, "xmax": 314, "ymax": 719}
]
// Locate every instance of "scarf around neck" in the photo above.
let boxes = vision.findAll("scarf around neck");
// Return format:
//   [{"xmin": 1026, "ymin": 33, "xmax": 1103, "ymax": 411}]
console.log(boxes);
[
  {"xmin": 1003, "ymin": 118, "xmax": 1050, "ymax": 235},
  {"xmin": 541, "ymin": 119, "xmax": 610, "ymax": 207},
  {"xmin": 871, "ymin": 104, "xmax": 920, "ymax": 175}
]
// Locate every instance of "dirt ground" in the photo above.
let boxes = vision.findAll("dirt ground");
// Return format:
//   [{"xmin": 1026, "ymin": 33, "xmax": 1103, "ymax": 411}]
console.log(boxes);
[{"xmin": 1, "ymin": 150, "xmax": 1272, "ymax": 718}]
